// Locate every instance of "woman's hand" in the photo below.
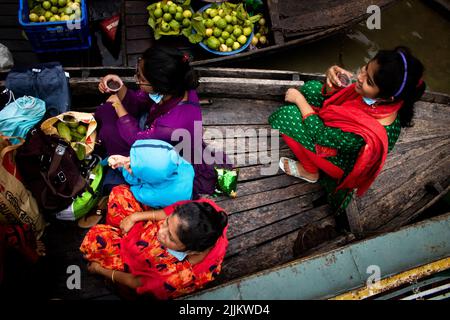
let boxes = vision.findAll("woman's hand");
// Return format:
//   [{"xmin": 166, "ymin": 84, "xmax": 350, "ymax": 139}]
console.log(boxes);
[
  {"xmin": 87, "ymin": 262, "xmax": 103, "ymax": 274},
  {"xmin": 108, "ymin": 155, "xmax": 132, "ymax": 174},
  {"xmin": 285, "ymin": 88, "xmax": 306, "ymax": 105},
  {"xmin": 120, "ymin": 214, "xmax": 137, "ymax": 234},
  {"xmin": 107, "ymin": 94, "xmax": 122, "ymax": 108},
  {"xmin": 99, "ymin": 74, "xmax": 123, "ymax": 94},
  {"xmin": 326, "ymin": 65, "xmax": 354, "ymax": 88}
]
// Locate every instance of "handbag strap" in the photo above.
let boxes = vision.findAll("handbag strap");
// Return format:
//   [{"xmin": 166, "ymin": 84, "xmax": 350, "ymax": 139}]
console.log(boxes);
[
  {"xmin": 0, "ymin": 136, "xmax": 25, "ymax": 161},
  {"xmin": 40, "ymin": 143, "xmax": 87, "ymax": 198}
]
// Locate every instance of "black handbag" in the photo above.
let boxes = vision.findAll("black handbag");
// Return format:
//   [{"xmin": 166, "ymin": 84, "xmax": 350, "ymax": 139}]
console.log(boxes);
[{"xmin": 16, "ymin": 128, "xmax": 88, "ymax": 214}]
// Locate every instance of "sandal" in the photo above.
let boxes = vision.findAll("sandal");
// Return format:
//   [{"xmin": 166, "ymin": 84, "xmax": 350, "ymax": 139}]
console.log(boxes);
[
  {"xmin": 279, "ymin": 157, "xmax": 318, "ymax": 183},
  {"xmin": 77, "ymin": 196, "xmax": 108, "ymax": 229},
  {"xmin": 77, "ymin": 209, "xmax": 104, "ymax": 229}
]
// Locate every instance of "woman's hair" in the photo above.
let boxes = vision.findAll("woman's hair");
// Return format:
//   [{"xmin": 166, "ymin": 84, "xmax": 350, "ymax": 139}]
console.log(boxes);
[
  {"xmin": 372, "ymin": 46, "xmax": 426, "ymax": 127},
  {"xmin": 174, "ymin": 202, "xmax": 228, "ymax": 252},
  {"xmin": 141, "ymin": 45, "xmax": 199, "ymax": 97}
]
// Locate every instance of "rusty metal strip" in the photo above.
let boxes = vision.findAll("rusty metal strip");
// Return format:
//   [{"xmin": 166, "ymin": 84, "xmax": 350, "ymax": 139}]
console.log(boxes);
[{"xmin": 330, "ymin": 257, "xmax": 450, "ymax": 300}]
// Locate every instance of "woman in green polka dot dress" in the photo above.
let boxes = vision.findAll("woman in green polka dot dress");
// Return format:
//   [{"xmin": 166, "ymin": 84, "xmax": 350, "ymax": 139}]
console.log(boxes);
[{"xmin": 269, "ymin": 47, "xmax": 426, "ymax": 215}]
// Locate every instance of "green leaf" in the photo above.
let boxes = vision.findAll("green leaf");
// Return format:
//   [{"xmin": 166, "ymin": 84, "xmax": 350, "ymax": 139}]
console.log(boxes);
[
  {"xmin": 249, "ymin": 14, "xmax": 261, "ymax": 24},
  {"xmin": 159, "ymin": 30, "xmax": 180, "ymax": 36},
  {"xmin": 154, "ymin": 28, "xmax": 162, "ymax": 40},
  {"xmin": 192, "ymin": 12, "xmax": 203, "ymax": 22},
  {"xmin": 148, "ymin": 16, "xmax": 156, "ymax": 30},
  {"xmin": 236, "ymin": 4, "xmax": 248, "ymax": 21},
  {"xmin": 181, "ymin": 26, "xmax": 192, "ymax": 38},
  {"xmin": 188, "ymin": 33, "xmax": 203, "ymax": 44},
  {"xmin": 192, "ymin": 14, "xmax": 205, "ymax": 36}
]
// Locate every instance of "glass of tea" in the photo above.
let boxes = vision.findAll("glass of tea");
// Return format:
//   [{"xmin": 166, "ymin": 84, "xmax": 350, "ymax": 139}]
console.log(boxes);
[
  {"xmin": 338, "ymin": 73, "xmax": 352, "ymax": 87},
  {"xmin": 106, "ymin": 79, "xmax": 123, "ymax": 92}
]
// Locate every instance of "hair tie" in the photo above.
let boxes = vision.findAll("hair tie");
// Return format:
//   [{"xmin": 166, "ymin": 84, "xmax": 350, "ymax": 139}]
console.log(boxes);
[{"xmin": 394, "ymin": 51, "xmax": 408, "ymax": 98}]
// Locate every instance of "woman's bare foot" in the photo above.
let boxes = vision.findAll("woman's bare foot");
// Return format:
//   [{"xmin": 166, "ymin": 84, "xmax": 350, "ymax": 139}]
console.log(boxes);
[{"xmin": 283, "ymin": 159, "xmax": 319, "ymax": 182}]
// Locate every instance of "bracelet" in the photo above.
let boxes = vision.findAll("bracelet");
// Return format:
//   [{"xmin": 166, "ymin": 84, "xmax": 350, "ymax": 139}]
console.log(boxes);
[{"xmin": 111, "ymin": 270, "xmax": 116, "ymax": 283}]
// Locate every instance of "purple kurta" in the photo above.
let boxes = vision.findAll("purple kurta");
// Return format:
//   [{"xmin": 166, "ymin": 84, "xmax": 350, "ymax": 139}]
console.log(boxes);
[{"xmin": 95, "ymin": 89, "xmax": 228, "ymax": 196}]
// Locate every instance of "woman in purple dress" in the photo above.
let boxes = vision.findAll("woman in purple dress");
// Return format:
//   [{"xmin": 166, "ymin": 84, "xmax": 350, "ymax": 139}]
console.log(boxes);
[{"xmin": 95, "ymin": 46, "xmax": 228, "ymax": 197}]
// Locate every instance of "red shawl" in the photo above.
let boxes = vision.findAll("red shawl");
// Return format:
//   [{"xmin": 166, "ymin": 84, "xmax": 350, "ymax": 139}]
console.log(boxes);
[
  {"xmin": 120, "ymin": 199, "xmax": 228, "ymax": 299},
  {"xmin": 318, "ymin": 83, "xmax": 402, "ymax": 196}
]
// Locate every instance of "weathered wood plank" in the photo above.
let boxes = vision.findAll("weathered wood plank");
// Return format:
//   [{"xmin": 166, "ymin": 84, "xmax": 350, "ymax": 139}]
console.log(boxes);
[
  {"xmin": 219, "ymin": 212, "xmax": 338, "ymax": 283},
  {"xmin": 227, "ymin": 205, "xmax": 332, "ymax": 257},
  {"xmin": 218, "ymin": 183, "xmax": 322, "ymax": 214},
  {"xmin": 204, "ymin": 136, "xmax": 287, "ymax": 155},
  {"xmin": 392, "ymin": 119, "xmax": 450, "ymax": 145},
  {"xmin": 202, "ymin": 98, "xmax": 282, "ymax": 125},
  {"xmin": 345, "ymin": 196, "xmax": 364, "ymax": 238},
  {"xmin": 127, "ymin": 54, "xmax": 141, "ymax": 67},
  {"xmin": 379, "ymin": 182, "xmax": 450, "ymax": 231},
  {"xmin": 413, "ymin": 102, "xmax": 450, "ymax": 122},
  {"xmin": 359, "ymin": 138, "xmax": 450, "ymax": 209},
  {"xmin": 266, "ymin": 0, "xmax": 285, "ymax": 44},
  {"xmin": 126, "ymin": 39, "xmax": 152, "ymax": 55},
  {"xmin": 126, "ymin": 26, "xmax": 152, "ymax": 40},
  {"xmin": 195, "ymin": 67, "xmax": 302, "ymax": 81},
  {"xmin": 227, "ymin": 147, "xmax": 292, "ymax": 170},
  {"xmin": 125, "ymin": 14, "xmax": 149, "ymax": 27},
  {"xmin": 230, "ymin": 174, "xmax": 301, "ymax": 199},
  {"xmin": 227, "ymin": 193, "xmax": 327, "ymax": 240},
  {"xmin": 199, "ymin": 77, "xmax": 303, "ymax": 100},
  {"xmin": 204, "ymin": 124, "xmax": 272, "ymax": 137},
  {"xmin": 66, "ymin": 76, "xmax": 299, "ymax": 100},
  {"xmin": 237, "ymin": 164, "xmax": 284, "ymax": 182},
  {"xmin": 359, "ymin": 150, "xmax": 450, "ymax": 230},
  {"xmin": 422, "ymin": 91, "xmax": 450, "ymax": 105},
  {"xmin": 125, "ymin": 0, "xmax": 149, "ymax": 14}
]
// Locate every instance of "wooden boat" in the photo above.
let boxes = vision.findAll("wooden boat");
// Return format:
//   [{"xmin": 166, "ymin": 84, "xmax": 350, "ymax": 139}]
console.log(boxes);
[
  {"xmin": 1, "ymin": 0, "xmax": 398, "ymax": 68},
  {"xmin": 0, "ymin": 67, "xmax": 448, "ymax": 300},
  {"xmin": 124, "ymin": 0, "xmax": 399, "ymax": 67}
]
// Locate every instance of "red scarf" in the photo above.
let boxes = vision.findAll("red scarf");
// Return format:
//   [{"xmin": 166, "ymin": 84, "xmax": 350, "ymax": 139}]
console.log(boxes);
[
  {"xmin": 120, "ymin": 199, "xmax": 228, "ymax": 299},
  {"xmin": 319, "ymin": 84, "xmax": 402, "ymax": 196}
]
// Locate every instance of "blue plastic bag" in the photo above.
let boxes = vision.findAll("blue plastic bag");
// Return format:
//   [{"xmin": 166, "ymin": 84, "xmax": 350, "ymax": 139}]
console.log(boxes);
[{"xmin": 0, "ymin": 95, "xmax": 46, "ymax": 144}]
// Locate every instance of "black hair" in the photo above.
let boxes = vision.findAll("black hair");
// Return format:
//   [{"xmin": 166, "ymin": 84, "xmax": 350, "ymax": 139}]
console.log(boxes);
[
  {"xmin": 141, "ymin": 45, "xmax": 199, "ymax": 97},
  {"xmin": 372, "ymin": 46, "xmax": 426, "ymax": 127},
  {"xmin": 174, "ymin": 202, "xmax": 228, "ymax": 252}
]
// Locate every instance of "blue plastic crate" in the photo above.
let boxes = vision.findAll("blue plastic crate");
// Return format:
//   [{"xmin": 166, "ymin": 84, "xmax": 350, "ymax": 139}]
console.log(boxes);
[{"xmin": 18, "ymin": 0, "xmax": 91, "ymax": 53}]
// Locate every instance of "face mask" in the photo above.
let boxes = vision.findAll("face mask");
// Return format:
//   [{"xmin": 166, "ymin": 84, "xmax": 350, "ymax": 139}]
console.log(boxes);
[
  {"xmin": 362, "ymin": 96, "xmax": 377, "ymax": 106},
  {"xmin": 167, "ymin": 248, "xmax": 188, "ymax": 261},
  {"xmin": 149, "ymin": 92, "xmax": 164, "ymax": 104}
]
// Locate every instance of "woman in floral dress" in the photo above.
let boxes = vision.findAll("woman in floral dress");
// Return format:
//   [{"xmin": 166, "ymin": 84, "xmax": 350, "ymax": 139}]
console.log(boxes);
[{"xmin": 80, "ymin": 185, "xmax": 228, "ymax": 299}]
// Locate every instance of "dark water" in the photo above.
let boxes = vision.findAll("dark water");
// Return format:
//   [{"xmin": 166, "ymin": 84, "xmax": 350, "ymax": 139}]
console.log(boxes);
[{"xmin": 234, "ymin": 0, "xmax": 450, "ymax": 94}]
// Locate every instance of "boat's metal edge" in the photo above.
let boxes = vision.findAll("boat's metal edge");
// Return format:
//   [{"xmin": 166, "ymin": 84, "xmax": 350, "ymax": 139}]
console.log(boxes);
[{"xmin": 182, "ymin": 211, "xmax": 450, "ymax": 300}]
